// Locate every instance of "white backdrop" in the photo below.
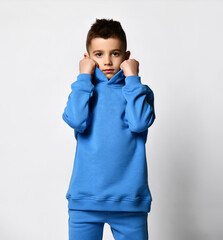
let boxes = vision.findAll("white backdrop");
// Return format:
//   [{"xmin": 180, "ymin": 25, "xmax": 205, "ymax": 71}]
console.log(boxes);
[{"xmin": 0, "ymin": 0, "xmax": 222, "ymax": 239}]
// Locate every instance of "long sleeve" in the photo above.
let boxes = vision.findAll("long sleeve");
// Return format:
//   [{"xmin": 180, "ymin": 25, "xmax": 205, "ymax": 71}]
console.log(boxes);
[
  {"xmin": 62, "ymin": 73, "xmax": 95, "ymax": 133},
  {"xmin": 122, "ymin": 75, "xmax": 156, "ymax": 133}
]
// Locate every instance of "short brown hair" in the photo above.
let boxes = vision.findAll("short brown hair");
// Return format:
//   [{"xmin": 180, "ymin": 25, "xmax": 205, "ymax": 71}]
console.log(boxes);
[{"xmin": 86, "ymin": 18, "xmax": 127, "ymax": 53}]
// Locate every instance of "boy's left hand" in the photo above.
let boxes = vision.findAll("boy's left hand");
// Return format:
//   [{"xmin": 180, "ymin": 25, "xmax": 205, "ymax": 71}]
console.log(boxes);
[{"xmin": 120, "ymin": 59, "xmax": 139, "ymax": 77}]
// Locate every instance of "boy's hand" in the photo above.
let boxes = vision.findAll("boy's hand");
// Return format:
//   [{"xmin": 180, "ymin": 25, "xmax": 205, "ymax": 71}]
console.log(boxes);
[
  {"xmin": 79, "ymin": 54, "xmax": 99, "ymax": 75},
  {"xmin": 120, "ymin": 59, "xmax": 139, "ymax": 77}
]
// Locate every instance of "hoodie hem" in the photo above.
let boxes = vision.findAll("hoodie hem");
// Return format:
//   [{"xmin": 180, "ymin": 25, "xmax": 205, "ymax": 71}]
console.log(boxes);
[{"xmin": 67, "ymin": 197, "xmax": 151, "ymax": 213}]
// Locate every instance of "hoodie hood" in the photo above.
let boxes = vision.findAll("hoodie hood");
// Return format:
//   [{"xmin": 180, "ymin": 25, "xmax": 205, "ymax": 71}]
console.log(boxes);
[{"xmin": 92, "ymin": 66, "xmax": 125, "ymax": 86}]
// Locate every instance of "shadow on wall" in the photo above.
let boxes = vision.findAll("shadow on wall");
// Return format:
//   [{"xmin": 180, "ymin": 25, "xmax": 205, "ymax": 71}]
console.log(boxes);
[{"xmin": 162, "ymin": 104, "xmax": 214, "ymax": 240}]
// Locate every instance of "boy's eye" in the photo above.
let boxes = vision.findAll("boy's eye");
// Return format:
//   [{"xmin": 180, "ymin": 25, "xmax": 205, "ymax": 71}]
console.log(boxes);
[
  {"xmin": 95, "ymin": 52, "xmax": 120, "ymax": 57},
  {"xmin": 113, "ymin": 52, "xmax": 119, "ymax": 56}
]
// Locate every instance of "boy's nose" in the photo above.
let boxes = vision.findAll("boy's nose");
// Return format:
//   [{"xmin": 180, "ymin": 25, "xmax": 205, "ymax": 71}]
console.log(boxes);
[{"xmin": 104, "ymin": 56, "xmax": 112, "ymax": 65}]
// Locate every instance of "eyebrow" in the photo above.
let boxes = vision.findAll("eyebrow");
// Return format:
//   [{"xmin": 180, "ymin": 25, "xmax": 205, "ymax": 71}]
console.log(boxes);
[{"xmin": 92, "ymin": 49, "xmax": 122, "ymax": 53}]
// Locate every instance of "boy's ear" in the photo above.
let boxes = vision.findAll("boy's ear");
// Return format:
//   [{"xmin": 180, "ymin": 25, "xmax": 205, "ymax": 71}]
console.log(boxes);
[
  {"xmin": 84, "ymin": 53, "xmax": 90, "ymax": 58},
  {"xmin": 125, "ymin": 50, "xmax": 131, "ymax": 60}
]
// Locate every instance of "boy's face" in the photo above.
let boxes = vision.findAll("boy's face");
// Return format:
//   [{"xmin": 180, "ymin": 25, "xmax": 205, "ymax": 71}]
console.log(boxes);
[{"xmin": 86, "ymin": 37, "xmax": 130, "ymax": 80}]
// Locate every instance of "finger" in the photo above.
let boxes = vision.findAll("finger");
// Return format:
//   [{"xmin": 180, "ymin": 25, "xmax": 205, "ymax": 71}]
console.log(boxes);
[{"xmin": 94, "ymin": 60, "xmax": 99, "ymax": 68}]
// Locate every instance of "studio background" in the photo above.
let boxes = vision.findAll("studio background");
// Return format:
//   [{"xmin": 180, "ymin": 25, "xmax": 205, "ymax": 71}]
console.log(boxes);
[{"xmin": 0, "ymin": 0, "xmax": 222, "ymax": 239}]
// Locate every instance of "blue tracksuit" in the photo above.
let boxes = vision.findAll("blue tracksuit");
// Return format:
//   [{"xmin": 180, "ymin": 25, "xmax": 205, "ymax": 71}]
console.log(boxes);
[{"xmin": 62, "ymin": 66, "xmax": 156, "ymax": 239}]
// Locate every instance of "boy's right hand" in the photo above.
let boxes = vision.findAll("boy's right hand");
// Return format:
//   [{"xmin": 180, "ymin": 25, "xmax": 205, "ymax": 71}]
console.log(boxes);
[{"xmin": 79, "ymin": 54, "xmax": 99, "ymax": 75}]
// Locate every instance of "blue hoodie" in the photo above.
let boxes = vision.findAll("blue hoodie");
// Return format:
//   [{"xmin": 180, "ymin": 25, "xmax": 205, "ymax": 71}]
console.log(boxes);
[{"xmin": 62, "ymin": 66, "xmax": 156, "ymax": 212}]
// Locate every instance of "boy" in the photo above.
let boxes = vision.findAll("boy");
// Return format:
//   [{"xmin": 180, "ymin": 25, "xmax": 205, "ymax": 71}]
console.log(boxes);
[{"xmin": 62, "ymin": 18, "xmax": 156, "ymax": 240}]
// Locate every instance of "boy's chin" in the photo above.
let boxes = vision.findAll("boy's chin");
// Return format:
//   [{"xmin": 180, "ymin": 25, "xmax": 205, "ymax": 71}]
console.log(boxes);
[{"xmin": 104, "ymin": 73, "xmax": 114, "ymax": 80}]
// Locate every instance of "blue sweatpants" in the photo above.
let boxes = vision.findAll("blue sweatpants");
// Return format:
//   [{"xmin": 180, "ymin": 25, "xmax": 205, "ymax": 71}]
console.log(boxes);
[{"xmin": 68, "ymin": 209, "xmax": 149, "ymax": 240}]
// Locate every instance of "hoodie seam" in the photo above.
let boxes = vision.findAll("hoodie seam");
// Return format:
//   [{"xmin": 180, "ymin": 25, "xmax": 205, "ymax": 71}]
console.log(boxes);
[
  {"xmin": 67, "ymin": 196, "xmax": 151, "ymax": 202},
  {"xmin": 106, "ymin": 85, "xmax": 124, "ymax": 88},
  {"xmin": 95, "ymin": 84, "xmax": 124, "ymax": 89}
]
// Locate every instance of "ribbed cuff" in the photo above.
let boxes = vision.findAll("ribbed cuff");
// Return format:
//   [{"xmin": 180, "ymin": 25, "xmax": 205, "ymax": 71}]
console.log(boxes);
[
  {"xmin": 76, "ymin": 73, "xmax": 93, "ymax": 82},
  {"xmin": 124, "ymin": 75, "xmax": 142, "ymax": 86}
]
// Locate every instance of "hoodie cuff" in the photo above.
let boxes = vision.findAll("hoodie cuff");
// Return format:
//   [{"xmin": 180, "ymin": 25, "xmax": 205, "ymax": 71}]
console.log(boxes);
[
  {"xmin": 76, "ymin": 73, "xmax": 93, "ymax": 82},
  {"xmin": 124, "ymin": 75, "xmax": 142, "ymax": 87}
]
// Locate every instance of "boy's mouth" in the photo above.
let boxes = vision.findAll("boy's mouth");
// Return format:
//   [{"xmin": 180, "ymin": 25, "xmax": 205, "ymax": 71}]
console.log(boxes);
[{"xmin": 103, "ymin": 69, "xmax": 114, "ymax": 73}]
